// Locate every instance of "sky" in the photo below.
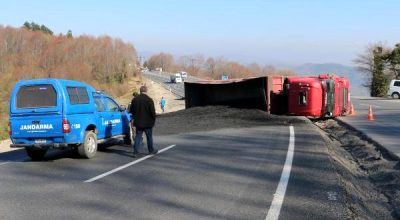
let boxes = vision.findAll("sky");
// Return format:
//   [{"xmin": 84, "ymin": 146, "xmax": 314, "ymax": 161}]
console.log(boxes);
[{"xmin": 1, "ymin": 0, "xmax": 400, "ymax": 66}]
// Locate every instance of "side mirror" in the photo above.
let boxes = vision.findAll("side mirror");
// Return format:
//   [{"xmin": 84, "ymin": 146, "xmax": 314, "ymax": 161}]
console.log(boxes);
[{"xmin": 120, "ymin": 105, "xmax": 127, "ymax": 111}]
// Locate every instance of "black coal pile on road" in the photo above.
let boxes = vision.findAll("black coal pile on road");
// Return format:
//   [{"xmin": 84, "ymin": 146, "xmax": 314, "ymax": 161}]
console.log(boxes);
[{"xmin": 154, "ymin": 106, "xmax": 303, "ymax": 135}]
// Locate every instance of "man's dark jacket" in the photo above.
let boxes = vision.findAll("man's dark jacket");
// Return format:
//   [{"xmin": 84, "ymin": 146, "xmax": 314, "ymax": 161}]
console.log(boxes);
[{"xmin": 129, "ymin": 93, "xmax": 156, "ymax": 128}]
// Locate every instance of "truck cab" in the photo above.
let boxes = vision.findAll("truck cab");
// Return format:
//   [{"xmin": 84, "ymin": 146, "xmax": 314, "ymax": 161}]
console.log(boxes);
[{"xmin": 9, "ymin": 78, "xmax": 132, "ymax": 160}]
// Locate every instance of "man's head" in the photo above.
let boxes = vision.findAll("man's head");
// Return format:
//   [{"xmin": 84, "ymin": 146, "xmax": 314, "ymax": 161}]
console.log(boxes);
[{"xmin": 140, "ymin": 85, "xmax": 148, "ymax": 94}]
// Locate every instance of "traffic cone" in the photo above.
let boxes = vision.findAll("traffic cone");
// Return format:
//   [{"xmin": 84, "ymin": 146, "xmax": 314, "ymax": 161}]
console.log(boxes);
[
  {"xmin": 368, "ymin": 105, "xmax": 374, "ymax": 121},
  {"xmin": 349, "ymin": 104, "xmax": 355, "ymax": 115}
]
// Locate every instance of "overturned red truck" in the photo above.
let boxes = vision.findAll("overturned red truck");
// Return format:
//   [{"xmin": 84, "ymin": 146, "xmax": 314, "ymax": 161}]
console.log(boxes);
[{"xmin": 184, "ymin": 74, "xmax": 350, "ymax": 118}]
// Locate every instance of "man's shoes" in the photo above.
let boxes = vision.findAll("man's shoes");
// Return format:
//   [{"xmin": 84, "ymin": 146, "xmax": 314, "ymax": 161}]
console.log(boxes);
[
  {"xmin": 149, "ymin": 150, "xmax": 158, "ymax": 155},
  {"xmin": 132, "ymin": 152, "xmax": 140, "ymax": 158}
]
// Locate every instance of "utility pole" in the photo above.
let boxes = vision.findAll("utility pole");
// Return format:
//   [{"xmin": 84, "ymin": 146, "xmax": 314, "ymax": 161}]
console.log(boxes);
[
  {"xmin": 137, "ymin": 56, "xmax": 145, "ymax": 67},
  {"xmin": 190, "ymin": 57, "xmax": 196, "ymax": 74}
]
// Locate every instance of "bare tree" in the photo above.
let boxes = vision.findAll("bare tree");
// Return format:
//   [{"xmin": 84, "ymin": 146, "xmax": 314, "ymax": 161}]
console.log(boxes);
[{"xmin": 354, "ymin": 43, "xmax": 391, "ymax": 96}]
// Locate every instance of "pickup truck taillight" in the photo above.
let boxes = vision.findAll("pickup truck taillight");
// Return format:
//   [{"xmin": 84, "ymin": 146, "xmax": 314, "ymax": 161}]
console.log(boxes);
[
  {"xmin": 62, "ymin": 119, "xmax": 71, "ymax": 133},
  {"xmin": 8, "ymin": 122, "xmax": 11, "ymax": 136}
]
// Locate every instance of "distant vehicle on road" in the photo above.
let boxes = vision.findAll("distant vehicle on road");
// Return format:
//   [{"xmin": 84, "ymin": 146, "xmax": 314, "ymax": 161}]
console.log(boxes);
[
  {"xmin": 170, "ymin": 73, "xmax": 183, "ymax": 83},
  {"xmin": 388, "ymin": 79, "xmax": 400, "ymax": 99},
  {"xmin": 221, "ymin": 74, "xmax": 229, "ymax": 80},
  {"xmin": 9, "ymin": 78, "xmax": 132, "ymax": 160},
  {"xmin": 180, "ymin": 71, "xmax": 188, "ymax": 79}
]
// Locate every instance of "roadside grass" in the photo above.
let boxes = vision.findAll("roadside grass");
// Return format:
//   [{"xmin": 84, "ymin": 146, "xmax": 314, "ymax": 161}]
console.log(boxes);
[{"xmin": 0, "ymin": 108, "xmax": 8, "ymax": 140}]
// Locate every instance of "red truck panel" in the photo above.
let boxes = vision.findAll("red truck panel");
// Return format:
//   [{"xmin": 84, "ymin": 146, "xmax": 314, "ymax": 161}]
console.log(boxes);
[{"xmin": 287, "ymin": 77, "xmax": 324, "ymax": 117}]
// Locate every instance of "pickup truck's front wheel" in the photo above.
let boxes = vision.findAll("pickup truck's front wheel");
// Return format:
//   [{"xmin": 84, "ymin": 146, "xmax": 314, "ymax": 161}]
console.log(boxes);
[
  {"xmin": 26, "ymin": 147, "xmax": 47, "ymax": 161},
  {"xmin": 78, "ymin": 131, "xmax": 97, "ymax": 159}
]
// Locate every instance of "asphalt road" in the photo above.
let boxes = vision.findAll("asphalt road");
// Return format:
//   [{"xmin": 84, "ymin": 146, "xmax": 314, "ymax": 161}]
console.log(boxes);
[
  {"xmin": 339, "ymin": 96, "xmax": 400, "ymax": 158},
  {"xmin": 143, "ymin": 71, "xmax": 200, "ymax": 98},
  {"xmin": 0, "ymin": 122, "xmax": 346, "ymax": 219}
]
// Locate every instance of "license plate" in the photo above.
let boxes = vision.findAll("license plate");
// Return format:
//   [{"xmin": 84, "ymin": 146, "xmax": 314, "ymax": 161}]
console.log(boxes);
[{"xmin": 35, "ymin": 139, "xmax": 46, "ymax": 144}]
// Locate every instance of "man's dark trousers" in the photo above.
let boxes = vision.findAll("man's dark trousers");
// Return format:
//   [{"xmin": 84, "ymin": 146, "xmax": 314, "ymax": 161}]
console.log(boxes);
[{"xmin": 133, "ymin": 127, "xmax": 154, "ymax": 153}]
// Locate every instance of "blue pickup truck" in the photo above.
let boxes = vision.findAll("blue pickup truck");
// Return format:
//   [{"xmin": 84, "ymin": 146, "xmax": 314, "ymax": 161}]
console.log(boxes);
[{"xmin": 9, "ymin": 78, "xmax": 132, "ymax": 160}]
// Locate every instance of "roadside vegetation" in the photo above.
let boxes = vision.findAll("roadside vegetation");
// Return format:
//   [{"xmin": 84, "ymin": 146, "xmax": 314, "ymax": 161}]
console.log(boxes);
[
  {"xmin": 0, "ymin": 23, "xmax": 140, "ymax": 140},
  {"xmin": 144, "ymin": 52, "xmax": 295, "ymax": 79},
  {"xmin": 355, "ymin": 43, "xmax": 400, "ymax": 97}
]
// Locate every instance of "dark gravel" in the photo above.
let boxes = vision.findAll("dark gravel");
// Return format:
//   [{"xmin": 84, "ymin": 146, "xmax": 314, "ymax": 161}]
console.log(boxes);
[
  {"xmin": 315, "ymin": 119, "xmax": 400, "ymax": 219},
  {"xmin": 153, "ymin": 105, "xmax": 304, "ymax": 136}
]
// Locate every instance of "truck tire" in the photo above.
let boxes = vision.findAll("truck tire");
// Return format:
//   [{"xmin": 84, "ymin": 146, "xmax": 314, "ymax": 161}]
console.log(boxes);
[
  {"xmin": 78, "ymin": 131, "xmax": 97, "ymax": 159},
  {"xmin": 124, "ymin": 123, "xmax": 133, "ymax": 145},
  {"xmin": 391, "ymin": 92, "xmax": 400, "ymax": 99},
  {"xmin": 26, "ymin": 147, "xmax": 47, "ymax": 161}
]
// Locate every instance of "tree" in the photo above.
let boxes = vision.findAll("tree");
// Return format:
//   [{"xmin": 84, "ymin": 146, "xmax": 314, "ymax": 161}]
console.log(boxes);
[
  {"xmin": 22, "ymin": 21, "xmax": 53, "ymax": 35},
  {"xmin": 388, "ymin": 43, "xmax": 400, "ymax": 79},
  {"xmin": 23, "ymin": 21, "xmax": 31, "ymax": 30},
  {"xmin": 147, "ymin": 53, "xmax": 175, "ymax": 72},
  {"xmin": 205, "ymin": 58, "xmax": 217, "ymax": 77},
  {"xmin": 40, "ymin": 25, "xmax": 53, "ymax": 35},
  {"xmin": 30, "ymin": 22, "xmax": 40, "ymax": 31},
  {"xmin": 67, "ymin": 30, "xmax": 73, "ymax": 38},
  {"xmin": 354, "ymin": 43, "xmax": 390, "ymax": 97}
]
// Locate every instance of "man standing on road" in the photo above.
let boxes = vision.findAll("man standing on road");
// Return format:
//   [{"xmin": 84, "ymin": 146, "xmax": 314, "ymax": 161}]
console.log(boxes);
[
  {"xmin": 129, "ymin": 86, "xmax": 158, "ymax": 157},
  {"xmin": 159, "ymin": 97, "xmax": 166, "ymax": 113}
]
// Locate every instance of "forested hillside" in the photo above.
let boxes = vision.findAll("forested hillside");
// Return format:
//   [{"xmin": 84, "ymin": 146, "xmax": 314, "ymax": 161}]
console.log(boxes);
[
  {"xmin": 0, "ymin": 25, "xmax": 139, "ymax": 139},
  {"xmin": 145, "ymin": 53, "xmax": 295, "ymax": 80}
]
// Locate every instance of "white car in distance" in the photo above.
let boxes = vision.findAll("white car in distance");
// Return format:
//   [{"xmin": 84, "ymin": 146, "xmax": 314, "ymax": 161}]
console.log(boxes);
[
  {"xmin": 388, "ymin": 79, "xmax": 400, "ymax": 99},
  {"xmin": 170, "ymin": 73, "xmax": 183, "ymax": 83},
  {"xmin": 180, "ymin": 71, "xmax": 188, "ymax": 79}
]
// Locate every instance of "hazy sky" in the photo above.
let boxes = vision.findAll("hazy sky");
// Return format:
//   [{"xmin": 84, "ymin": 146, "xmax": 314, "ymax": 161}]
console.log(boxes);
[{"xmin": 1, "ymin": 0, "xmax": 399, "ymax": 65}]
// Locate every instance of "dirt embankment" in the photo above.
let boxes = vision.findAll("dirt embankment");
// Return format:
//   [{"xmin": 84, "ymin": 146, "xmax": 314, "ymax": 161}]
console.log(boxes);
[
  {"xmin": 116, "ymin": 77, "xmax": 185, "ymax": 114},
  {"xmin": 315, "ymin": 119, "xmax": 400, "ymax": 219}
]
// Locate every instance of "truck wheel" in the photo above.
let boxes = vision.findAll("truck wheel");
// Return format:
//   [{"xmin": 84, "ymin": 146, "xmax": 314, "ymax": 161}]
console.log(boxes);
[
  {"xmin": 124, "ymin": 123, "xmax": 133, "ymax": 145},
  {"xmin": 26, "ymin": 147, "xmax": 47, "ymax": 161},
  {"xmin": 78, "ymin": 131, "xmax": 97, "ymax": 159},
  {"xmin": 391, "ymin": 92, "xmax": 400, "ymax": 99}
]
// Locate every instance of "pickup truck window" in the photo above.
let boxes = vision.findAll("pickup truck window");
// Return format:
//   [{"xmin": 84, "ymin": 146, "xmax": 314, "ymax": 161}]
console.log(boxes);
[
  {"xmin": 94, "ymin": 97, "xmax": 105, "ymax": 112},
  {"xmin": 103, "ymin": 97, "xmax": 120, "ymax": 112},
  {"xmin": 67, "ymin": 87, "xmax": 89, "ymax": 104},
  {"xmin": 16, "ymin": 84, "xmax": 57, "ymax": 108}
]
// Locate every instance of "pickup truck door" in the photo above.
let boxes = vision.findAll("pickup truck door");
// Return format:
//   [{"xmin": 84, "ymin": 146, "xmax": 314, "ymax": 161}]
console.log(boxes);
[
  {"xmin": 102, "ymin": 97, "xmax": 123, "ymax": 137},
  {"xmin": 94, "ymin": 96, "xmax": 108, "ymax": 139}
]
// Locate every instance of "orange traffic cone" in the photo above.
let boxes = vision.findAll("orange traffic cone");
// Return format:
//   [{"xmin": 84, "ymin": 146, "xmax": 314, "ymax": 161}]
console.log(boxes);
[
  {"xmin": 368, "ymin": 105, "xmax": 374, "ymax": 121},
  {"xmin": 349, "ymin": 104, "xmax": 355, "ymax": 115}
]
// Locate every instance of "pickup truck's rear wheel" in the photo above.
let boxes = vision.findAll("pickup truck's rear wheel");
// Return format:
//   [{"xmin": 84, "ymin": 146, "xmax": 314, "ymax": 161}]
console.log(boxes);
[
  {"xmin": 78, "ymin": 131, "xmax": 97, "ymax": 159},
  {"xmin": 26, "ymin": 147, "xmax": 47, "ymax": 161},
  {"xmin": 124, "ymin": 123, "xmax": 133, "ymax": 145}
]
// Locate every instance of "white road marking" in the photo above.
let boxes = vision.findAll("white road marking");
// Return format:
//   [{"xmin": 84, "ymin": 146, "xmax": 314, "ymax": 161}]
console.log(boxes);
[
  {"xmin": 266, "ymin": 125, "xmax": 295, "ymax": 220},
  {"xmin": 0, "ymin": 162, "xmax": 10, "ymax": 166},
  {"xmin": 84, "ymin": 144, "xmax": 176, "ymax": 183},
  {"xmin": 359, "ymin": 103, "xmax": 382, "ymax": 109}
]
